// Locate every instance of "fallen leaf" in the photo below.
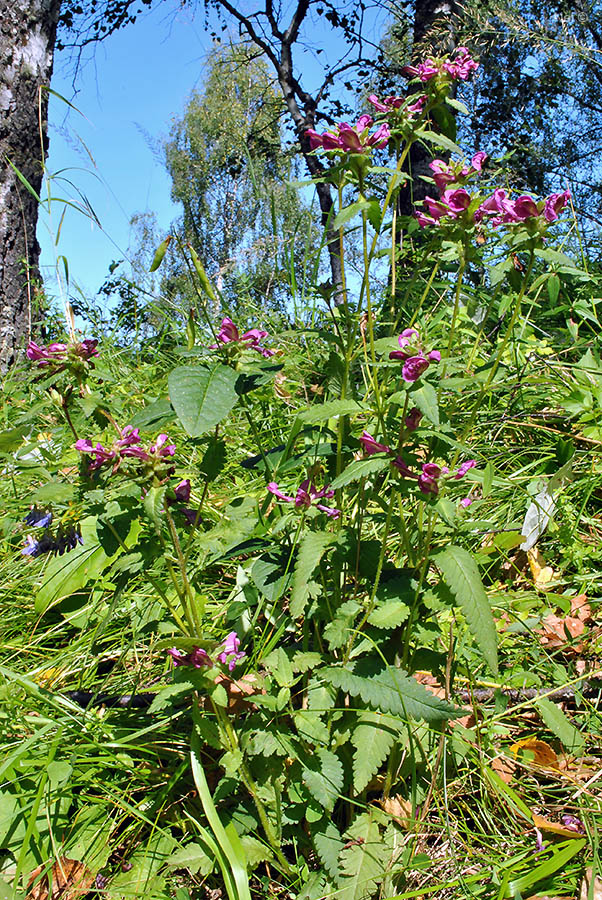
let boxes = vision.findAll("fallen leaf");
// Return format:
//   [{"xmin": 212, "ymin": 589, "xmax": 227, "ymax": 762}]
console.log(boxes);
[
  {"xmin": 378, "ymin": 795, "xmax": 415, "ymax": 829},
  {"xmin": 532, "ymin": 814, "xmax": 584, "ymax": 838},
  {"xmin": 510, "ymin": 738, "xmax": 560, "ymax": 770},
  {"xmin": 528, "ymin": 547, "xmax": 556, "ymax": 590},
  {"xmin": 491, "ymin": 754, "xmax": 516, "ymax": 784},
  {"xmin": 535, "ymin": 594, "xmax": 591, "ymax": 652},
  {"xmin": 580, "ymin": 866, "xmax": 602, "ymax": 900},
  {"xmin": 27, "ymin": 859, "xmax": 95, "ymax": 900}
]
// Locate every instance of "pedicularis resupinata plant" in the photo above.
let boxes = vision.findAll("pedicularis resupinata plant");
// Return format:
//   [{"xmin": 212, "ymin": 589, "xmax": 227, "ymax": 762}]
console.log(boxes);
[{"xmin": 16, "ymin": 46, "xmax": 581, "ymax": 899}]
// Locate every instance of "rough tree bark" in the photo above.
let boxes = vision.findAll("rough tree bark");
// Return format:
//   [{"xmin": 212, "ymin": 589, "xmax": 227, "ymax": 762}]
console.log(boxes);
[{"xmin": 0, "ymin": 0, "xmax": 61, "ymax": 369}]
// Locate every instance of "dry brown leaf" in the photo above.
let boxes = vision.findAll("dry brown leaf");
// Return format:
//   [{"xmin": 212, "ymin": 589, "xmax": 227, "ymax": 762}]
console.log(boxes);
[
  {"xmin": 209, "ymin": 672, "xmax": 262, "ymax": 714},
  {"xmin": 491, "ymin": 754, "xmax": 516, "ymax": 784},
  {"xmin": 580, "ymin": 866, "xmax": 602, "ymax": 900},
  {"xmin": 412, "ymin": 671, "xmax": 446, "ymax": 699},
  {"xmin": 27, "ymin": 858, "xmax": 95, "ymax": 900},
  {"xmin": 510, "ymin": 738, "xmax": 560, "ymax": 770},
  {"xmin": 535, "ymin": 594, "xmax": 591, "ymax": 652},
  {"xmin": 378, "ymin": 795, "xmax": 415, "ymax": 829}
]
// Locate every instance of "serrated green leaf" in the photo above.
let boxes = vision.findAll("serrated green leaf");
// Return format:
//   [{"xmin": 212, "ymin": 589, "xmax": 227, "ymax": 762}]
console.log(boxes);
[
  {"xmin": 536, "ymin": 697, "xmax": 584, "ymax": 755},
  {"xmin": 302, "ymin": 749, "xmax": 344, "ymax": 811},
  {"xmin": 291, "ymin": 531, "xmax": 335, "ymax": 617},
  {"xmin": 367, "ymin": 601, "xmax": 409, "ymax": 629},
  {"xmin": 415, "ymin": 128, "xmax": 462, "ymax": 156},
  {"xmin": 144, "ymin": 485, "xmax": 167, "ymax": 529},
  {"xmin": 148, "ymin": 681, "xmax": 194, "ymax": 714},
  {"xmin": 167, "ymin": 842, "xmax": 215, "ymax": 875},
  {"xmin": 168, "ymin": 364, "xmax": 239, "ymax": 437},
  {"xmin": 337, "ymin": 813, "xmax": 383, "ymax": 900},
  {"xmin": 321, "ymin": 665, "xmax": 459, "ymax": 722},
  {"xmin": 434, "ymin": 545, "xmax": 498, "ymax": 675},
  {"xmin": 410, "ymin": 382, "xmax": 439, "ymax": 426},
  {"xmin": 331, "ymin": 457, "xmax": 389, "ymax": 489},
  {"xmin": 312, "ymin": 819, "xmax": 344, "ymax": 880},
  {"xmin": 351, "ymin": 715, "xmax": 398, "ymax": 793},
  {"xmin": 300, "ymin": 399, "xmax": 364, "ymax": 425}
]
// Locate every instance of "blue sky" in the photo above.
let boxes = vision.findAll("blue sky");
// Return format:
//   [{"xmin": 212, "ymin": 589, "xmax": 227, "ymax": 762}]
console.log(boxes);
[
  {"xmin": 40, "ymin": 1, "xmax": 390, "ymax": 309},
  {"xmin": 39, "ymin": 1, "xmax": 212, "ymax": 303}
]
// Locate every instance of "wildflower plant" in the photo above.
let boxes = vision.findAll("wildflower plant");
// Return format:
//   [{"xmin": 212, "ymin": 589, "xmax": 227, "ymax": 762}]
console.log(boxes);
[{"xmin": 7, "ymin": 44, "xmax": 591, "ymax": 900}]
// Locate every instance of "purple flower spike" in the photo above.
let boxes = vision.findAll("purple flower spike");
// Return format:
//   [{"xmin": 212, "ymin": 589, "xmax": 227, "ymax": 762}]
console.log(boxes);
[
  {"xmin": 268, "ymin": 480, "xmax": 340, "ymax": 518},
  {"xmin": 418, "ymin": 463, "xmax": 442, "ymax": 495},
  {"xmin": 24, "ymin": 508, "xmax": 53, "ymax": 528},
  {"xmin": 212, "ymin": 316, "xmax": 274, "ymax": 357},
  {"xmin": 167, "ymin": 646, "xmax": 212, "ymax": 668},
  {"xmin": 402, "ymin": 356, "xmax": 430, "ymax": 383}
]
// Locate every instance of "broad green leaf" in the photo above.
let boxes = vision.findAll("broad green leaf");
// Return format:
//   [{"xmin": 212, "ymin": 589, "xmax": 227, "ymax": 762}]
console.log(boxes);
[
  {"xmin": 322, "ymin": 665, "xmax": 459, "ymax": 722},
  {"xmin": 536, "ymin": 697, "xmax": 584, "ymax": 755},
  {"xmin": 337, "ymin": 813, "xmax": 383, "ymax": 900},
  {"xmin": 415, "ymin": 127, "xmax": 462, "ymax": 156},
  {"xmin": 434, "ymin": 545, "xmax": 498, "ymax": 675},
  {"xmin": 148, "ymin": 682, "xmax": 194, "ymax": 714},
  {"xmin": 291, "ymin": 531, "xmax": 335, "ymax": 617},
  {"xmin": 129, "ymin": 396, "xmax": 176, "ymax": 429},
  {"xmin": 200, "ymin": 436, "xmax": 227, "ymax": 481},
  {"xmin": 302, "ymin": 749, "xmax": 344, "ymax": 811},
  {"xmin": 30, "ymin": 481, "xmax": 74, "ymax": 504},
  {"xmin": 0, "ymin": 426, "xmax": 27, "ymax": 454},
  {"xmin": 300, "ymin": 399, "xmax": 364, "ymax": 425},
  {"xmin": 332, "ymin": 199, "xmax": 371, "ymax": 230},
  {"xmin": 351, "ymin": 714, "xmax": 398, "ymax": 793},
  {"xmin": 482, "ymin": 461, "xmax": 494, "ymax": 497},
  {"xmin": 35, "ymin": 517, "xmax": 108, "ymax": 614},
  {"xmin": 411, "ymin": 382, "xmax": 439, "ymax": 426},
  {"xmin": 367, "ymin": 601, "xmax": 409, "ymax": 629},
  {"xmin": 331, "ymin": 457, "xmax": 389, "ymax": 489},
  {"xmin": 168, "ymin": 364, "xmax": 239, "ymax": 437}
]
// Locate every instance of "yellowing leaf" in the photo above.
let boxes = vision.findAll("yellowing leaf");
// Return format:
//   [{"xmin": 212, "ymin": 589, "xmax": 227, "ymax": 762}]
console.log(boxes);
[
  {"xmin": 532, "ymin": 814, "xmax": 583, "ymax": 838},
  {"xmin": 528, "ymin": 547, "xmax": 556, "ymax": 589},
  {"xmin": 510, "ymin": 738, "xmax": 560, "ymax": 770}
]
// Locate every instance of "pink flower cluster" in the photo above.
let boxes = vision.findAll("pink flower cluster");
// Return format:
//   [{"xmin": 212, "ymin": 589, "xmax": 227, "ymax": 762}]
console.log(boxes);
[
  {"xmin": 167, "ymin": 631, "xmax": 245, "ymax": 672},
  {"xmin": 430, "ymin": 152, "xmax": 487, "ymax": 191},
  {"xmin": 307, "ymin": 114, "xmax": 390, "ymax": 154},
  {"xmin": 360, "ymin": 431, "xmax": 476, "ymax": 498},
  {"xmin": 368, "ymin": 94, "xmax": 426, "ymax": 118},
  {"xmin": 26, "ymin": 339, "xmax": 99, "ymax": 369},
  {"xmin": 389, "ymin": 328, "xmax": 441, "ymax": 382},
  {"xmin": 403, "ymin": 47, "xmax": 479, "ymax": 83},
  {"xmin": 268, "ymin": 480, "xmax": 340, "ymax": 518},
  {"xmin": 211, "ymin": 317, "xmax": 275, "ymax": 358},
  {"xmin": 75, "ymin": 426, "xmax": 175, "ymax": 474},
  {"xmin": 475, "ymin": 188, "xmax": 571, "ymax": 226}
]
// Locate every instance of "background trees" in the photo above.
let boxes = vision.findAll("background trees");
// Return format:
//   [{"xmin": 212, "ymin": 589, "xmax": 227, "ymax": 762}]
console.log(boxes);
[{"xmin": 164, "ymin": 45, "xmax": 316, "ymax": 315}]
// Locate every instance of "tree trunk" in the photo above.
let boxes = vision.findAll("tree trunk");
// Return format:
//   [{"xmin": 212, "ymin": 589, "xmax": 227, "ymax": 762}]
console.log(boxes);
[
  {"xmin": 0, "ymin": 0, "xmax": 61, "ymax": 369},
  {"xmin": 397, "ymin": 0, "xmax": 461, "ymax": 218}
]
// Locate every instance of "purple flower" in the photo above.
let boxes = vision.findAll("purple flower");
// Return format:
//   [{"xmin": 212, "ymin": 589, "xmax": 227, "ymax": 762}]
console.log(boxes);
[
  {"xmin": 404, "ymin": 47, "xmax": 478, "ymax": 84},
  {"xmin": 22, "ymin": 526, "xmax": 82, "ymax": 557},
  {"xmin": 405, "ymin": 407, "xmax": 423, "ymax": 431},
  {"xmin": 268, "ymin": 480, "xmax": 340, "ymax": 519},
  {"xmin": 561, "ymin": 815, "xmax": 585, "ymax": 834},
  {"xmin": 460, "ymin": 496, "xmax": 473, "ymax": 508},
  {"xmin": 216, "ymin": 632, "xmax": 246, "ymax": 671},
  {"xmin": 167, "ymin": 646, "xmax": 212, "ymax": 668},
  {"xmin": 211, "ymin": 316, "xmax": 275, "ymax": 357},
  {"xmin": 26, "ymin": 339, "xmax": 99, "ymax": 369},
  {"xmin": 368, "ymin": 94, "xmax": 426, "ymax": 119},
  {"xmin": 75, "ymin": 439, "xmax": 116, "ymax": 472},
  {"xmin": 174, "ymin": 479, "xmax": 191, "ymax": 502},
  {"xmin": 418, "ymin": 463, "xmax": 442, "ymax": 495},
  {"xmin": 402, "ymin": 356, "xmax": 430, "ymax": 382},
  {"xmin": 75, "ymin": 428, "xmax": 176, "ymax": 474},
  {"xmin": 306, "ymin": 115, "xmax": 390, "ymax": 154},
  {"xmin": 359, "ymin": 431, "xmax": 391, "ymax": 455},
  {"xmin": 455, "ymin": 459, "xmax": 476, "ymax": 479},
  {"xmin": 544, "ymin": 189, "xmax": 571, "ymax": 222},
  {"xmin": 24, "ymin": 508, "xmax": 53, "ymax": 528},
  {"xmin": 392, "ymin": 456, "xmax": 415, "ymax": 478}
]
